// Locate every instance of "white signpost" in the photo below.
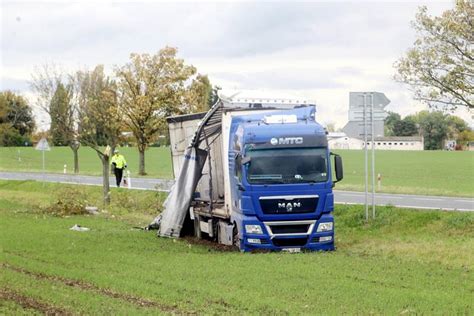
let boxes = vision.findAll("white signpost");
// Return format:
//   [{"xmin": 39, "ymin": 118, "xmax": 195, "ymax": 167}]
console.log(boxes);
[{"xmin": 35, "ymin": 138, "xmax": 51, "ymax": 183}]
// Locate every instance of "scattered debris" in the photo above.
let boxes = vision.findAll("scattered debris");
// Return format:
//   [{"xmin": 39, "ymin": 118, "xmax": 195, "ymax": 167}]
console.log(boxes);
[
  {"xmin": 145, "ymin": 214, "xmax": 161, "ymax": 230},
  {"xmin": 85, "ymin": 206, "xmax": 99, "ymax": 215},
  {"xmin": 69, "ymin": 224, "xmax": 90, "ymax": 232}
]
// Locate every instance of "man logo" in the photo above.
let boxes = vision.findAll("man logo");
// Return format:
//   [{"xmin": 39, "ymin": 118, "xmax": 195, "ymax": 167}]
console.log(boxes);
[
  {"xmin": 278, "ymin": 202, "xmax": 301, "ymax": 212},
  {"xmin": 270, "ymin": 137, "xmax": 303, "ymax": 145}
]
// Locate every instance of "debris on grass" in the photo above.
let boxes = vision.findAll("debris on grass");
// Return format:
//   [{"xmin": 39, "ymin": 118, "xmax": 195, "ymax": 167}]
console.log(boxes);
[
  {"xmin": 69, "ymin": 224, "xmax": 90, "ymax": 232},
  {"xmin": 85, "ymin": 206, "xmax": 99, "ymax": 215}
]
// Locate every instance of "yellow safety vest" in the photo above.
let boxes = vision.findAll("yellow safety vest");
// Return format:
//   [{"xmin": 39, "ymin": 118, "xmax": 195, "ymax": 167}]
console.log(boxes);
[{"xmin": 111, "ymin": 154, "xmax": 127, "ymax": 169}]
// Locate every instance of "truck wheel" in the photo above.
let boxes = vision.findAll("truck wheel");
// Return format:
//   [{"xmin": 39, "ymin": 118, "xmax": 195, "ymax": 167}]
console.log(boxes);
[{"xmin": 233, "ymin": 224, "xmax": 241, "ymax": 250}]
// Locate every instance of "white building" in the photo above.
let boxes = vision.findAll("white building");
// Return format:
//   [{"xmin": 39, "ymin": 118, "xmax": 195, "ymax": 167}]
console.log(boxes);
[{"xmin": 329, "ymin": 134, "xmax": 424, "ymax": 151}]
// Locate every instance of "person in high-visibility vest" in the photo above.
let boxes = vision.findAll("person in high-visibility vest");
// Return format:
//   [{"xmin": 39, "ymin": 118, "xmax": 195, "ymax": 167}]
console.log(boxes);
[{"xmin": 110, "ymin": 149, "xmax": 127, "ymax": 187}]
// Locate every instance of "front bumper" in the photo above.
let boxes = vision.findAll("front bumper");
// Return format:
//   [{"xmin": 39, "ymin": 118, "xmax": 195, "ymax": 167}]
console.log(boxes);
[{"xmin": 238, "ymin": 214, "xmax": 335, "ymax": 252}]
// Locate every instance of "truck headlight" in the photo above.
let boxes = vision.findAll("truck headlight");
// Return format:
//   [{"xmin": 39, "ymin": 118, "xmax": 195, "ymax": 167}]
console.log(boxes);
[
  {"xmin": 317, "ymin": 222, "xmax": 333, "ymax": 232},
  {"xmin": 245, "ymin": 224, "xmax": 263, "ymax": 234}
]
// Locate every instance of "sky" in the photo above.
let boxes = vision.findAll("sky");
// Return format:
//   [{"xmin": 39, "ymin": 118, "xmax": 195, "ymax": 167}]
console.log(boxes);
[{"xmin": 1, "ymin": 0, "xmax": 472, "ymax": 130}]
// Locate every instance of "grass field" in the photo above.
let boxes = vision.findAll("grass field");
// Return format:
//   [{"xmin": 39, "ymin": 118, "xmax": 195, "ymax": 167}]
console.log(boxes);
[
  {"xmin": 0, "ymin": 146, "xmax": 173, "ymax": 179},
  {"xmin": 333, "ymin": 149, "xmax": 474, "ymax": 197},
  {"xmin": 1, "ymin": 180, "xmax": 473, "ymax": 314},
  {"xmin": 0, "ymin": 146, "xmax": 473, "ymax": 197}
]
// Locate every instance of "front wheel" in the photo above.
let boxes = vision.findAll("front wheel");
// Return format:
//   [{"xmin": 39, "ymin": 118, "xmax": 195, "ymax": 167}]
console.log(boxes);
[{"xmin": 233, "ymin": 224, "xmax": 242, "ymax": 251}]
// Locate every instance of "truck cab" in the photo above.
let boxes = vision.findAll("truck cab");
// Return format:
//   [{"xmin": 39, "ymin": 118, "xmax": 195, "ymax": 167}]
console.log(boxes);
[{"xmin": 227, "ymin": 106, "xmax": 343, "ymax": 251}]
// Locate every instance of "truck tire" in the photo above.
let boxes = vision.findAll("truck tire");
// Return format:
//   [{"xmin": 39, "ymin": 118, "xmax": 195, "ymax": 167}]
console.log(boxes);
[{"xmin": 233, "ymin": 224, "xmax": 241, "ymax": 250}]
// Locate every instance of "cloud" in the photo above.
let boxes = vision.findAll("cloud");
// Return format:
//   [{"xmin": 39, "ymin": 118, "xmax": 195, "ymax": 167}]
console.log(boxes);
[{"xmin": 3, "ymin": 0, "xmax": 469, "ymax": 130}]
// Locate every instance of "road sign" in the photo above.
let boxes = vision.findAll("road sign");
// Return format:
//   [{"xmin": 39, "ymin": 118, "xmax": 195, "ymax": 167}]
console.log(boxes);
[
  {"xmin": 35, "ymin": 138, "xmax": 50, "ymax": 185},
  {"xmin": 35, "ymin": 138, "xmax": 51, "ymax": 151},
  {"xmin": 372, "ymin": 92, "xmax": 390, "ymax": 108}
]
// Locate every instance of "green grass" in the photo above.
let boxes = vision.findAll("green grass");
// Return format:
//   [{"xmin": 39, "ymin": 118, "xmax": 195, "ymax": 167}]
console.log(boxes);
[
  {"xmin": 1, "ymin": 180, "xmax": 473, "ymax": 314},
  {"xmin": 0, "ymin": 146, "xmax": 173, "ymax": 179},
  {"xmin": 1, "ymin": 147, "xmax": 473, "ymax": 196},
  {"xmin": 333, "ymin": 149, "xmax": 474, "ymax": 197}
]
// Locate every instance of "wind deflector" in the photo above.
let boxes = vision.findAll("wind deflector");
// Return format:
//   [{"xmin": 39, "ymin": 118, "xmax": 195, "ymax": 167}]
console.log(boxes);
[{"xmin": 158, "ymin": 100, "xmax": 224, "ymax": 238}]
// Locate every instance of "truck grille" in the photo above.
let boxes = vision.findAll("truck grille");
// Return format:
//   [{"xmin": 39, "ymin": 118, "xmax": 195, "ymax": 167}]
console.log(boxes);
[
  {"xmin": 270, "ymin": 224, "xmax": 310, "ymax": 234},
  {"xmin": 259, "ymin": 196, "xmax": 318, "ymax": 214}
]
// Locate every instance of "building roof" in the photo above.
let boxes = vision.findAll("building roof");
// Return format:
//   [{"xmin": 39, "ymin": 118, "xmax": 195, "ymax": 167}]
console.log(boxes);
[{"xmin": 374, "ymin": 136, "xmax": 422, "ymax": 141}]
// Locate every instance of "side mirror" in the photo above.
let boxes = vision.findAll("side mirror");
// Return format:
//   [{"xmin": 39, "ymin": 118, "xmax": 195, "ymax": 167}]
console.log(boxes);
[
  {"xmin": 334, "ymin": 154, "xmax": 343, "ymax": 183},
  {"xmin": 237, "ymin": 183, "xmax": 246, "ymax": 191}
]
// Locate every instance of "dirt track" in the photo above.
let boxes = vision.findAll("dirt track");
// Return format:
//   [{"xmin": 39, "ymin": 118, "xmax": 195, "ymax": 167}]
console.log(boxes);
[{"xmin": 1, "ymin": 262, "xmax": 189, "ymax": 314}]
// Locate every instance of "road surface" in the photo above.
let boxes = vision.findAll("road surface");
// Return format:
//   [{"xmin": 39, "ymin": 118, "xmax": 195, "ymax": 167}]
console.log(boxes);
[{"xmin": 0, "ymin": 171, "xmax": 472, "ymax": 211}]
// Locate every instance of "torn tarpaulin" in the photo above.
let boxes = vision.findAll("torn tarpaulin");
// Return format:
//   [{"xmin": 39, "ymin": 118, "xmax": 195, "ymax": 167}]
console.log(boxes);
[{"xmin": 157, "ymin": 146, "xmax": 207, "ymax": 238}]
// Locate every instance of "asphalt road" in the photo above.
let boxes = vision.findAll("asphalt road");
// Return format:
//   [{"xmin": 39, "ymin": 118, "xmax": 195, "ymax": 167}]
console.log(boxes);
[{"xmin": 0, "ymin": 171, "xmax": 472, "ymax": 211}]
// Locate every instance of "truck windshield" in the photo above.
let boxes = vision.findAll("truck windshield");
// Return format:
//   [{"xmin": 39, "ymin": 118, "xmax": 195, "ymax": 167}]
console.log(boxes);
[{"xmin": 246, "ymin": 148, "xmax": 328, "ymax": 184}]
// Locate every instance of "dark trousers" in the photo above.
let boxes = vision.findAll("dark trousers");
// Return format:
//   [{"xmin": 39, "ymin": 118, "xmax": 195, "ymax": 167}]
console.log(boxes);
[{"xmin": 114, "ymin": 168, "xmax": 123, "ymax": 187}]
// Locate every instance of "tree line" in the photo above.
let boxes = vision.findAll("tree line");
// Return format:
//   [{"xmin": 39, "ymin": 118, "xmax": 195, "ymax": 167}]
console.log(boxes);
[
  {"xmin": 385, "ymin": 110, "xmax": 473, "ymax": 150},
  {"xmin": 15, "ymin": 47, "xmax": 214, "ymax": 204}
]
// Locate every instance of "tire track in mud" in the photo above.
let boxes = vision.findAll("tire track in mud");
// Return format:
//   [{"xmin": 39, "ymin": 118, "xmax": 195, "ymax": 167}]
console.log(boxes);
[
  {"xmin": 0, "ymin": 287, "xmax": 72, "ymax": 315},
  {"xmin": 1, "ymin": 262, "xmax": 192, "ymax": 314}
]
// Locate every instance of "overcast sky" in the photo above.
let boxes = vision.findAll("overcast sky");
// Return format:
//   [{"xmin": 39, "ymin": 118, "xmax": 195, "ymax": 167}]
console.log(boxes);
[{"xmin": 1, "ymin": 0, "xmax": 471, "ymax": 129}]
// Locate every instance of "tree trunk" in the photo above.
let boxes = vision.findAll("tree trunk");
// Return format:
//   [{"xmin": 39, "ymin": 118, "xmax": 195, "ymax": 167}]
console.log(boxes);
[
  {"xmin": 101, "ymin": 155, "xmax": 110, "ymax": 205},
  {"xmin": 72, "ymin": 146, "xmax": 79, "ymax": 174},
  {"xmin": 138, "ymin": 147, "xmax": 146, "ymax": 175}
]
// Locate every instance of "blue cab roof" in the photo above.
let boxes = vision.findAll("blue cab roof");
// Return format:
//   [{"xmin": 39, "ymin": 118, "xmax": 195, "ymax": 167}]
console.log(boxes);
[{"xmin": 230, "ymin": 106, "xmax": 327, "ymax": 146}]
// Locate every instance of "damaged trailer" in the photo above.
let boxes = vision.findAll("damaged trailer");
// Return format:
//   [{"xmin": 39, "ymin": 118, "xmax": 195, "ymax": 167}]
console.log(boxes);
[{"xmin": 158, "ymin": 97, "xmax": 344, "ymax": 252}]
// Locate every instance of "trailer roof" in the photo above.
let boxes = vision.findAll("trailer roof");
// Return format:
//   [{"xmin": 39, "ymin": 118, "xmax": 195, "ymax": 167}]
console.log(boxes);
[{"xmin": 166, "ymin": 112, "xmax": 206, "ymax": 124}]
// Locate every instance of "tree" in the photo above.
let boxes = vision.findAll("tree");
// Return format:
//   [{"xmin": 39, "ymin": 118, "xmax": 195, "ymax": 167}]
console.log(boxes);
[
  {"xmin": 384, "ymin": 111, "xmax": 402, "ymax": 136},
  {"xmin": 0, "ymin": 91, "xmax": 35, "ymax": 146},
  {"xmin": 394, "ymin": 1, "xmax": 473, "ymax": 110},
  {"xmin": 30, "ymin": 65, "xmax": 81, "ymax": 173},
  {"xmin": 413, "ymin": 111, "xmax": 449, "ymax": 150},
  {"xmin": 116, "ymin": 47, "xmax": 197, "ymax": 175},
  {"xmin": 184, "ymin": 74, "xmax": 213, "ymax": 113},
  {"xmin": 457, "ymin": 129, "xmax": 474, "ymax": 146},
  {"xmin": 75, "ymin": 65, "xmax": 122, "ymax": 204},
  {"xmin": 446, "ymin": 114, "xmax": 469, "ymax": 139},
  {"xmin": 50, "ymin": 83, "xmax": 70, "ymax": 145},
  {"xmin": 392, "ymin": 116, "xmax": 419, "ymax": 136}
]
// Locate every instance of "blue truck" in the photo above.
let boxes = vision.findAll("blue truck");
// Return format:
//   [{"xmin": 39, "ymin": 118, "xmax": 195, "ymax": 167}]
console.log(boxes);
[{"xmin": 166, "ymin": 97, "xmax": 343, "ymax": 252}]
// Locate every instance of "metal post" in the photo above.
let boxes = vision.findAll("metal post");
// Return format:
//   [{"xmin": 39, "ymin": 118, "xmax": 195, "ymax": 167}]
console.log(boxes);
[
  {"xmin": 363, "ymin": 94, "xmax": 368, "ymax": 221},
  {"xmin": 370, "ymin": 95, "xmax": 376, "ymax": 219},
  {"xmin": 42, "ymin": 150, "xmax": 45, "ymax": 185}
]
